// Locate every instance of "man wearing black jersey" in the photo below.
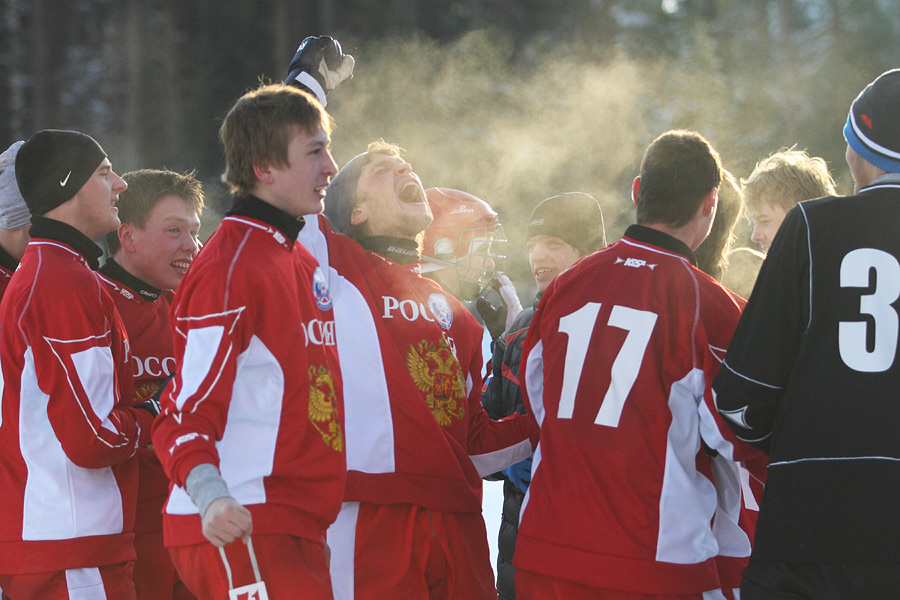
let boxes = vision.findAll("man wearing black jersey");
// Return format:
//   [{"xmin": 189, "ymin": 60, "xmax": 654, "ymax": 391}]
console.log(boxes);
[{"xmin": 714, "ymin": 69, "xmax": 900, "ymax": 599}]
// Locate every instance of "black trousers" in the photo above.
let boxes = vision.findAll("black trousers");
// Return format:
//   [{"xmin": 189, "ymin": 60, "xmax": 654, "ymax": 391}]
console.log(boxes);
[{"xmin": 742, "ymin": 560, "xmax": 900, "ymax": 600}]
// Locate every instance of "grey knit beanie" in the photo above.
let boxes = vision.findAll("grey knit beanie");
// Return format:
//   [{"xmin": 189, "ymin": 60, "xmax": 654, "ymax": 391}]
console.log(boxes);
[
  {"xmin": 323, "ymin": 152, "xmax": 367, "ymax": 234},
  {"xmin": 0, "ymin": 141, "xmax": 31, "ymax": 230}
]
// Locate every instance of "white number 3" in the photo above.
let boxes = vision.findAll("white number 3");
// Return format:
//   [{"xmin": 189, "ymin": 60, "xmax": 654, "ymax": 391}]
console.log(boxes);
[
  {"xmin": 557, "ymin": 303, "xmax": 657, "ymax": 427},
  {"xmin": 839, "ymin": 248, "xmax": 900, "ymax": 373}
]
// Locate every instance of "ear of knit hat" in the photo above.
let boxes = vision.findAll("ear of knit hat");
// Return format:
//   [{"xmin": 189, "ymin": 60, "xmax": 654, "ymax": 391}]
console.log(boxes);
[
  {"xmin": 323, "ymin": 152, "xmax": 367, "ymax": 233},
  {"xmin": 526, "ymin": 192, "xmax": 606, "ymax": 256},
  {"xmin": 0, "ymin": 141, "xmax": 31, "ymax": 230},
  {"xmin": 843, "ymin": 69, "xmax": 900, "ymax": 174},
  {"xmin": 15, "ymin": 129, "xmax": 108, "ymax": 216}
]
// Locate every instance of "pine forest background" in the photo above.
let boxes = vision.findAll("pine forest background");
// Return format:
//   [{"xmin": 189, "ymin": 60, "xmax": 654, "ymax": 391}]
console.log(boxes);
[{"xmin": 2, "ymin": 0, "xmax": 899, "ymax": 290}]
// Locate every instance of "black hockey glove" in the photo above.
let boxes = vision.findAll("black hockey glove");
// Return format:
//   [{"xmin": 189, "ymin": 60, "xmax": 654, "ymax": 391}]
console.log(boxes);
[
  {"xmin": 136, "ymin": 372, "xmax": 176, "ymax": 418},
  {"xmin": 476, "ymin": 273, "xmax": 522, "ymax": 340},
  {"xmin": 477, "ymin": 296, "xmax": 508, "ymax": 341},
  {"xmin": 136, "ymin": 397, "xmax": 161, "ymax": 418},
  {"xmin": 283, "ymin": 35, "xmax": 355, "ymax": 107}
]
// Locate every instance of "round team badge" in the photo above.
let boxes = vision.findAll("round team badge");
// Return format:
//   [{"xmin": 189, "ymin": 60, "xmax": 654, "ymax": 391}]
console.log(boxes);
[
  {"xmin": 428, "ymin": 293, "xmax": 453, "ymax": 330},
  {"xmin": 313, "ymin": 268, "xmax": 333, "ymax": 311}
]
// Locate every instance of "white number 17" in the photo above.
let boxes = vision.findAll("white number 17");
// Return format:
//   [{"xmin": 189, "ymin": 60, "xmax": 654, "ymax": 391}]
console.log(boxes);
[{"xmin": 556, "ymin": 303, "xmax": 657, "ymax": 427}]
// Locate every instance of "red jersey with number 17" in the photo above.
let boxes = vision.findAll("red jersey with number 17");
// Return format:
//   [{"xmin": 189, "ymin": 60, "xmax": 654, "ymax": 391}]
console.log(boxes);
[{"xmin": 516, "ymin": 226, "xmax": 766, "ymax": 595}]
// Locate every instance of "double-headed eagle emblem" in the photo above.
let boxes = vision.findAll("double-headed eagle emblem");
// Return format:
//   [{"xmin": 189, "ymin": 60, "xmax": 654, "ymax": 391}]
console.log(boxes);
[
  {"xmin": 406, "ymin": 337, "xmax": 466, "ymax": 426},
  {"xmin": 308, "ymin": 364, "xmax": 344, "ymax": 452}
]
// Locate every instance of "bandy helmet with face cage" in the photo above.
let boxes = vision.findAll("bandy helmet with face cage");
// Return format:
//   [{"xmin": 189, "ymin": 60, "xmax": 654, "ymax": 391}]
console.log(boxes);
[{"xmin": 421, "ymin": 187, "xmax": 506, "ymax": 300}]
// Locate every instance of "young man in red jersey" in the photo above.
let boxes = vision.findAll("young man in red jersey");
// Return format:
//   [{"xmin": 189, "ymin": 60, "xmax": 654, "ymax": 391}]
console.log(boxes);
[
  {"xmin": 0, "ymin": 130, "xmax": 156, "ymax": 599},
  {"xmin": 281, "ymin": 39, "xmax": 536, "ymax": 598},
  {"xmin": 295, "ymin": 141, "xmax": 537, "ymax": 600},
  {"xmin": 515, "ymin": 130, "xmax": 765, "ymax": 600},
  {"xmin": 151, "ymin": 85, "xmax": 346, "ymax": 600},
  {"xmin": 98, "ymin": 169, "xmax": 204, "ymax": 600}
]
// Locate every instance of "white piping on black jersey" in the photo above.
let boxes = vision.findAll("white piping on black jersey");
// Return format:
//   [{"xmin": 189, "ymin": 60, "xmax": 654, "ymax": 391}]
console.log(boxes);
[
  {"xmin": 719, "ymin": 360, "xmax": 784, "ymax": 390},
  {"xmin": 771, "ymin": 455, "xmax": 900, "ymax": 467}
]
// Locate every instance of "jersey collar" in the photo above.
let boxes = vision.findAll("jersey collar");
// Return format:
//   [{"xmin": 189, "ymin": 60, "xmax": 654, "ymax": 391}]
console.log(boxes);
[
  {"xmin": 28, "ymin": 216, "xmax": 104, "ymax": 270},
  {"xmin": 226, "ymin": 194, "xmax": 305, "ymax": 246},
  {"xmin": 358, "ymin": 235, "xmax": 421, "ymax": 265},
  {"xmin": 98, "ymin": 257, "xmax": 162, "ymax": 302},
  {"xmin": 623, "ymin": 224, "xmax": 697, "ymax": 266}
]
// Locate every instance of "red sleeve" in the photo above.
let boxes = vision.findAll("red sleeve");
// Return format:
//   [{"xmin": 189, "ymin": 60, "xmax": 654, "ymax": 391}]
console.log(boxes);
[
  {"xmin": 151, "ymin": 281, "xmax": 249, "ymax": 488},
  {"xmin": 464, "ymin": 313, "xmax": 538, "ymax": 475},
  {"xmin": 25, "ymin": 274, "xmax": 150, "ymax": 469}
]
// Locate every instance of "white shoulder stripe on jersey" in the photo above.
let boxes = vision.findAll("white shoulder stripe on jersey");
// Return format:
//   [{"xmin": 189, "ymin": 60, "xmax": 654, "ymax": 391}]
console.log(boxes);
[
  {"xmin": 797, "ymin": 203, "xmax": 814, "ymax": 331},
  {"xmin": 721, "ymin": 360, "xmax": 784, "ymax": 390},
  {"xmin": 770, "ymin": 455, "xmax": 900, "ymax": 467},
  {"xmin": 619, "ymin": 238, "xmax": 691, "ymax": 263},
  {"xmin": 863, "ymin": 183, "xmax": 900, "ymax": 192}
]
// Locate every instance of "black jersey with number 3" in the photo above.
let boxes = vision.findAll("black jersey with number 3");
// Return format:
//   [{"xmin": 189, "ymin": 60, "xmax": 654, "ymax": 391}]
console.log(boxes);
[{"xmin": 714, "ymin": 176, "xmax": 900, "ymax": 563}]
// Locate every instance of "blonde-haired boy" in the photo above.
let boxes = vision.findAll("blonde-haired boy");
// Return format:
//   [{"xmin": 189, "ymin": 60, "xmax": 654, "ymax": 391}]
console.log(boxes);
[{"xmin": 743, "ymin": 148, "xmax": 836, "ymax": 252}]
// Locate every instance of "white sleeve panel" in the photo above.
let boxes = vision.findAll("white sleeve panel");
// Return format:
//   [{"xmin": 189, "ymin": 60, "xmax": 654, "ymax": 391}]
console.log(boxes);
[
  {"xmin": 70, "ymin": 346, "xmax": 117, "ymax": 434},
  {"xmin": 167, "ymin": 335, "xmax": 284, "ymax": 515},
  {"xmin": 657, "ymin": 368, "xmax": 719, "ymax": 564},
  {"xmin": 20, "ymin": 347, "xmax": 123, "ymax": 540},
  {"xmin": 470, "ymin": 438, "xmax": 533, "ymax": 477},
  {"xmin": 218, "ymin": 335, "xmax": 283, "ymax": 506},
  {"xmin": 708, "ymin": 453, "xmax": 753, "ymax": 559},
  {"xmin": 175, "ymin": 325, "xmax": 225, "ymax": 411},
  {"xmin": 524, "ymin": 340, "xmax": 545, "ymax": 426}
]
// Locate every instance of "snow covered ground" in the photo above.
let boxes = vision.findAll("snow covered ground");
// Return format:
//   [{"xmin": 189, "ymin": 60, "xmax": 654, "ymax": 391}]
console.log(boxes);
[{"xmin": 482, "ymin": 479, "xmax": 505, "ymax": 578}]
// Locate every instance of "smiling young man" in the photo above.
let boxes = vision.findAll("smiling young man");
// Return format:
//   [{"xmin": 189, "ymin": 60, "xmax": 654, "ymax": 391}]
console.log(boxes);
[
  {"xmin": 292, "ymin": 140, "xmax": 537, "ymax": 600},
  {"xmin": 97, "ymin": 169, "xmax": 204, "ymax": 600},
  {"xmin": 0, "ymin": 129, "xmax": 156, "ymax": 599},
  {"xmin": 151, "ymin": 84, "xmax": 345, "ymax": 600}
]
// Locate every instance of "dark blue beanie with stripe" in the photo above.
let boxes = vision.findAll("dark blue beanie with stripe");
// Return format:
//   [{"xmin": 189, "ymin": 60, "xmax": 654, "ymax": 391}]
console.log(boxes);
[{"xmin": 843, "ymin": 69, "xmax": 900, "ymax": 174}]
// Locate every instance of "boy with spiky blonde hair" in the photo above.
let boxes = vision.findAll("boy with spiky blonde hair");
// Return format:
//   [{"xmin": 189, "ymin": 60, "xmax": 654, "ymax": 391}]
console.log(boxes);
[{"xmin": 743, "ymin": 148, "xmax": 836, "ymax": 252}]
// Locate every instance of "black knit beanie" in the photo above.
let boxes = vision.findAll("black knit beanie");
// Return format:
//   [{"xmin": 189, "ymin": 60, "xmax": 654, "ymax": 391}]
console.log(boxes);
[
  {"xmin": 843, "ymin": 69, "xmax": 900, "ymax": 174},
  {"xmin": 15, "ymin": 130, "xmax": 108, "ymax": 216},
  {"xmin": 526, "ymin": 192, "xmax": 607, "ymax": 256}
]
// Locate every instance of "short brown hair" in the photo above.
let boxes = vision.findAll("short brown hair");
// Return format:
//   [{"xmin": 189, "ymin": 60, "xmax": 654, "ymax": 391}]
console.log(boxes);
[
  {"xmin": 742, "ymin": 148, "xmax": 836, "ymax": 214},
  {"xmin": 105, "ymin": 169, "xmax": 204, "ymax": 255},
  {"xmin": 220, "ymin": 84, "xmax": 332, "ymax": 195},
  {"xmin": 635, "ymin": 130, "xmax": 722, "ymax": 228}
]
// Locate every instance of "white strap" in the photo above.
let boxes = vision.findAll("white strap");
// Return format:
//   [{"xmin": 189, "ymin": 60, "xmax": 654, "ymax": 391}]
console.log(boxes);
[
  {"xmin": 219, "ymin": 537, "xmax": 264, "ymax": 588},
  {"xmin": 246, "ymin": 537, "xmax": 263, "ymax": 583},
  {"xmin": 219, "ymin": 546, "xmax": 235, "ymax": 589}
]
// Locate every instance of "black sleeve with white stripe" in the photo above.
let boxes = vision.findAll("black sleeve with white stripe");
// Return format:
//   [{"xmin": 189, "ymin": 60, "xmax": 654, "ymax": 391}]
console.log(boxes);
[{"xmin": 713, "ymin": 207, "xmax": 810, "ymax": 454}]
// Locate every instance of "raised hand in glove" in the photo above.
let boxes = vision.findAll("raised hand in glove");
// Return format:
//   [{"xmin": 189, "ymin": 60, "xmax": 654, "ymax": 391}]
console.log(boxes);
[
  {"xmin": 502, "ymin": 454, "xmax": 533, "ymax": 493},
  {"xmin": 476, "ymin": 273, "xmax": 522, "ymax": 340},
  {"xmin": 284, "ymin": 35, "xmax": 355, "ymax": 107}
]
